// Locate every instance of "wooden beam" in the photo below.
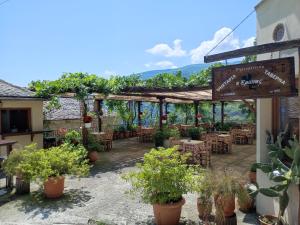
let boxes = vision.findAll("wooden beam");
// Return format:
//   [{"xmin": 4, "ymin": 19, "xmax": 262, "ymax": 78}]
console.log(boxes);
[
  {"xmin": 204, "ymin": 38, "xmax": 300, "ymax": 63},
  {"xmin": 123, "ymin": 85, "xmax": 211, "ymax": 93},
  {"xmin": 194, "ymin": 101, "xmax": 199, "ymax": 127},
  {"xmin": 242, "ymin": 100, "xmax": 256, "ymax": 114},
  {"xmin": 137, "ymin": 101, "xmax": 142, "ymax": 127},
  {"xmin": 158, "ymin": 97, "xmax": 164, "ymax": 130},
  {"xmin": 221, "ymin": 101, "xmax": 225, "ymax": 127}
]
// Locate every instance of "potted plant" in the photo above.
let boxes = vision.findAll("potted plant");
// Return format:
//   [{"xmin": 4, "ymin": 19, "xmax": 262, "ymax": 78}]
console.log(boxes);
[
  {"xmin": 64, "ymin": 130, "xmax": 82, "ymax": 145},
  {"xmin": 5, "ymin": 143, "xmax": 90, "ymax": 199},
  {"xmin": 251, "ymin": 131, "xmax": 300, "ymax": 225},
  {"xmin": 154, "ymin": 130, "xmax": 165, "ymax": 148},
  {"xmin": 249, "ymin": 164, "xmax": 257, "ymax": 183},
  {"xmin": 258, "ymin": 215, "xmax": 278, "ymax": 225},
  {"xmin": 192, "ymin": 170, "xmax": 214, "ymax": 222},
  {"xmin": 83, "ymin": 115, "xmax": 93, "ymax": 128},
  {"xmin": 188, "ymin": 127, "xmax": 202, "ymax": 140},
  {"xmin": 213, "ymin": 170, "xmax": 245, "ymax": 220},
  {"xmin": 237, "ymin": 183, "xmax": 255, "ymax": 213},
  {"xmin": 87, "ymin": 134, "xmax": 103, "ymax": 162},
  {"xmin": 123, "ymin": 147, "xmax": 194, "ymax": 225},
  {"xmin": 3, "ymin": 145, "xmax": 36, "ymax": 195}
]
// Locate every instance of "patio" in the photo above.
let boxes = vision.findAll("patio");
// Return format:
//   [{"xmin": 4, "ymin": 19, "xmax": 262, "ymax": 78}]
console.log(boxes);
[{"xmin": 0, "ymin": 138, "xmax": 258, "ymax": 225}]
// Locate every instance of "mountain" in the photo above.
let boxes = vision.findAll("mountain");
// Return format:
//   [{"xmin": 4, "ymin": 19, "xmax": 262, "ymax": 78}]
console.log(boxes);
[{"xmin": 138, "ymin": 63, "xmax": 211, "ymax": 79}]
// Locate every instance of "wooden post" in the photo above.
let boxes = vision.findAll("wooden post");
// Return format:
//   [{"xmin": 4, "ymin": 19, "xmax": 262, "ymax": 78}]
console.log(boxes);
[
  {"xmin": 82, "ymin": 101, "xmax": 88, "ymax": 147},
  {"xmin": 212, "ymin": 103, "xmax": 216, "ymax": 123},
  {"xmin": 95, "ymin": 100, "xmax": 103, "ymax": 132},
  {"xmin": 158, "ymin": 97, "xmax": 164, "ymax": 130},
  {"xmin": 137, "ymin": 101, "xmax": 142, "ymax": 127},
  {"xmin": 221, "ymin": 101, "xmax": 225, "ymax": 127},
  {"xmin": 194, "ymin": 101, "xmax": 199, "ymax": 127}
]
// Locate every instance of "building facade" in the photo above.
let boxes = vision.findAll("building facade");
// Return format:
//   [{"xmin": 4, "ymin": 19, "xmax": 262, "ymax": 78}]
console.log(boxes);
[
  {"xmin": 256, "ymin": 0, "xmax": 300, "ymax": 224},
  {"xmin": 0, "ymin": 80, "xmax": 44, "ymax": 153}
]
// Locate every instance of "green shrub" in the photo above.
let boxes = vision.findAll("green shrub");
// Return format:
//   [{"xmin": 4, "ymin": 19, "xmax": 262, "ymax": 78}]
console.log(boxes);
[
  {"xmin": 64, "ymin": 130, "xmax": 82, "ymax": 145},
  {"xmin": 87, "ymin": 134, "xmax": 104, "ymax": 152},
  {"xmin": 123, "ymin": 147, "xmax": 195, "ymax": 204},
  {"xmin": 154, "ymin": 130, "xmax": 165, "ymax": 147},
  {"xmin": 188, "ymin": 127, "xmax": 203, "ymax": 140},
  {"xmin": 4, "ymin": 143, "xmax": 90, "ymax": 183}
]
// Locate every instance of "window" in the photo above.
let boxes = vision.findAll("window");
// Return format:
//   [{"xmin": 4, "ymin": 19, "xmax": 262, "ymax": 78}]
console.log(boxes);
[
  {"xmin": 0, "ymin": 109, "xmax": 31, "ymax": 134},
  {"xmin": 273, "ymin": 23, "xmax": 285, "ymax": 42}
]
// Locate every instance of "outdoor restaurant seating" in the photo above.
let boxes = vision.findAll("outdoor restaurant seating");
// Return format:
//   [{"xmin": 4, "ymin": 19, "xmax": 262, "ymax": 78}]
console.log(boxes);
[{"xmin": 139, "ymin": 127, "xmax": 155, "ymax": 143}]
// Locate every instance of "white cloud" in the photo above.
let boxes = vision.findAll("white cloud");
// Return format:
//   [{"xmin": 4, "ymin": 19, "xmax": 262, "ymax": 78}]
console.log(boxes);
[
  {"xmin": 242, "ymin": 36, "xmax": 256, "ymax": 48},
  {"xmin": 103, "ymin": 70, "xmax": 117, "ymax": 77},
  {"xmin": 190, "ymin": 27, "xmax": 241, "ymax": 63},
  {"xmin": 146, "ymin": 39, "xmax": 187, "ymax": 57},
  {"xmin": 144, "ymin": 61, "xmax": 177, "ymax": 69}
]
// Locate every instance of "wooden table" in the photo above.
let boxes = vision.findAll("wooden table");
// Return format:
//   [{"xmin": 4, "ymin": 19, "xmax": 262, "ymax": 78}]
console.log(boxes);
[
  {"xmin": 181, "ymin": 140, "xmax": 206, "ymax": 165},
  {"xmin": 0, "ymin": 140, "xmax": 17, "ymax": 188}
]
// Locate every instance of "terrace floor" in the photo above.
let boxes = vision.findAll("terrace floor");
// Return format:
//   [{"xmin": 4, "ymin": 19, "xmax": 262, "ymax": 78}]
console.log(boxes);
[{"xmin": 0, "ymin": 138, "xmax": 258, "ymax": 225}]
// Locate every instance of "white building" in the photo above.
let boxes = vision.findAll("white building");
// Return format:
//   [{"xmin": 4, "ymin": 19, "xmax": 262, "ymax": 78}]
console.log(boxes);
[{"xmin": 256, "ymin": 0, "xmax": 300, "ymax": 224}]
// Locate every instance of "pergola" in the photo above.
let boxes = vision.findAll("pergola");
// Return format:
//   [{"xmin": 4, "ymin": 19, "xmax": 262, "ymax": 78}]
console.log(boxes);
[{"xmin": 92, "ymin": 85, "xmax": 250, "ymax": 130}]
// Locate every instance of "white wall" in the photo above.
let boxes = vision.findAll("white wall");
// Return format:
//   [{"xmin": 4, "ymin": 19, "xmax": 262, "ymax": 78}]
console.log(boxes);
[{"xmin": 256, "ymin": 0, "xmax": 300, "ymax": 223}]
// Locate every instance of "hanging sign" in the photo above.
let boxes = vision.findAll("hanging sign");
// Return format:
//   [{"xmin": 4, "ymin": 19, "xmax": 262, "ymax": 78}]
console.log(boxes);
[{"xmin": 212, "ymin": 57, "xmax": 297, "ymax": 101}]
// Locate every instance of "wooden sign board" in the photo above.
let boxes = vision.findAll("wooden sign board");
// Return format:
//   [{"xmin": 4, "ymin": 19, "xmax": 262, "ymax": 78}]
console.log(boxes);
[{"xmin": 212, "ymin": 57, "xmax": 297, "ymax": 101}]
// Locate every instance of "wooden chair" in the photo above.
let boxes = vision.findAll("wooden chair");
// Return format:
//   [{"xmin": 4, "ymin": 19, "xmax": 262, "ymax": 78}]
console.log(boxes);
[
  {"xmin": 217, "ymin": 135, "xmax": 232, "ymax": 154},
  {"xmin": 102, "ymin": 131, "xmax": 113, "ymax": 151}
]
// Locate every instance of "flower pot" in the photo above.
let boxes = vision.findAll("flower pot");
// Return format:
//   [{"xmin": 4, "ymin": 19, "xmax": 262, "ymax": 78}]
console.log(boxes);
[
  {"xmin": 197, "ymin": 198, "xmax": 212, "ymax": 219},
  {"xmin": 84, "ymin": 122, "xmax": 92, "ymax": 128},
  {"xmin": 163, "ymin": 139, "xmax": 170, "ymax": 148},
  {"xmin": 258, "ymin": 215, "xmax": 278, "ymax": 225},
  {"xmin": 153, "ymin": 198, "xmax": 185, "ymax": 225},
  {"xmin": 88, "ymin": 151, "xmax": 99, "ymax": 162},
  {"xmin": 249, "ymin": 171, "xmax": 256, "ymax": 183},
  {"xmin": 16, "ymin": 176, "xmax": 30, "ymax": 195},
  {"xmin": 215, "ymin": 194, "xmax": 235, "ymax": 217},
  {"xmin": 238, "ymin": 197, "xmax": 254, "ymax": 213},
  {"xmin": 44, "ymin": 176, "xmax": 65, "ymax": 199}
]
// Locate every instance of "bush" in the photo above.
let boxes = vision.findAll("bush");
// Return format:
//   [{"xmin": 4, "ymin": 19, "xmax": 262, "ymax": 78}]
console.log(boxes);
[
  {"xmin": 165, "ymin": 128, "xmax": 180, "ymax": 139},
  {"xmin": 4, "ymin": 143, "xmax": 90, "ymax": 183},
  {"xmin": 123, "ymin": 147, "xmax": 195, "ymax": 204},
  {"xmin": 64, "ymin": 130, "xmax": 82, "ymax": 145},
  {"xmin": 188, "ymin": 127, "xmax": 203, "ymax": 140},
  {"xmin": 154, "ymin": 130, "xmax": 165, "ymax": 147},
  {"xmin": 87, "ymin": 134, "xmax": 104, "ymax": 152}
]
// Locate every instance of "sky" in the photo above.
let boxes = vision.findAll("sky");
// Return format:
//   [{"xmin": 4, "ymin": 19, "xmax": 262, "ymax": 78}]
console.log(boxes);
[{"xmin": 0, "ymin": 0, "xmax": 259, "ymax": 86}]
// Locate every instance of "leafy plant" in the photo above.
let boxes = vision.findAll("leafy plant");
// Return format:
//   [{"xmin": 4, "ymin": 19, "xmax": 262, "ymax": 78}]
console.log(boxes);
[
  {"xmin": 87, "ymin": 134, "xmax": 104, "ymax": 152},
  {"xmin": 123, "ymin": 147, "xmax": 195, "ymax": 204},
  {"xmin": 188, "ymin": 127, "xmax": 203, "ymax": 140},
  {"xmin": 251, "ymin": 132, "xmax": 300, "ymax": 224},
  {"xmin": 154, "ymin": 130, "xmax": 165, "ymax": 147},
  {"xmin": 64, "ymin": 130, "xmax": 82, "ymax": 145},
  {"xmin": 192, "ymin": 169, "xmax": 214, "ymax": 203},
  {"xmin": 4, "ymin": 143, "xmax": 90, "ymax": 183}
]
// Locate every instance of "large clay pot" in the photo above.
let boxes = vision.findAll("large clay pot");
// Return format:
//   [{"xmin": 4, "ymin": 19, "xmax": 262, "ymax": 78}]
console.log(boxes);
[
  {"xmin": 88, "ymin": 151, "xmax": 99, "ymax": 163},
  {"xmin": 258, "ymin": 215, "xmax": 278, "ymax": 225},
  {"xmin": 44, "ymin": 176, "xmax": 65, "ymax": 199},
  {"xmin": 197, "ymin": 198, "xmax": 212, "ymax": 219},
  {"xmin": 215, "ymin": 194, "xmax": 235, "ymax": 217},
  {"xmin": 153, "ymin": 198, "xmax": 185, "ymax": 225},
  {"xmin": 238, "ymin": 197, "xmax": 254, "ymax": 213},
  {"xmin": 249, "ymin": 171, "xmax": 256, "ymax": 183}
]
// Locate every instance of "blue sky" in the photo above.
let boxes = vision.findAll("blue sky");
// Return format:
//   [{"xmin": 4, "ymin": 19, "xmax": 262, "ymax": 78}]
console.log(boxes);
[{"xmin": 0, "ymin": 0, "xmax": 259, "ymax": 86}]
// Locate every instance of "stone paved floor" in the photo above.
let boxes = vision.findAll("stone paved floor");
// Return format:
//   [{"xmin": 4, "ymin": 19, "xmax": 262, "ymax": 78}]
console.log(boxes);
[{"xmin": 0, "ymin": 138, "xmax": 258, "ymax": 225}]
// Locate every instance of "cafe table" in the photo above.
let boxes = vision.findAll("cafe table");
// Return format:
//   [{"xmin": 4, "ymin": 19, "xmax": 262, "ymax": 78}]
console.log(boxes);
[{"xmin": 181, "ymin": 139, "xmax": 206, "ymax": 164}]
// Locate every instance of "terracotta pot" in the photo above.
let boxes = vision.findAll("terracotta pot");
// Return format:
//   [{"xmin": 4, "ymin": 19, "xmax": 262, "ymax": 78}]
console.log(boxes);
[
  {"xmin": 258, "ymin": 215, "xmax": 278, "ymax": 225},
  {"xmin": 44, "ymin": 176, "xmax": 65, "ymax": 199},
  {"xmin": 249, "ymin": 171, "xmax": 257, "ymax": 183},
  {"xmin": 153, "ymin": 198, "xmax": 185, "ymax": 225},
  {"xmin": 238, "ymin": 197, "xmax": 254, "ymax": 213},
  {"xmin": 215, "ymin": 194, "xmax": 235, "ymax": 217},
  {"xmin": 88, "ymin": 151, "xmax": 99, "ymax": 162},
  {"xmin": 197, "ymin": 198, "xmax": 212, "ymax": 219}
]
